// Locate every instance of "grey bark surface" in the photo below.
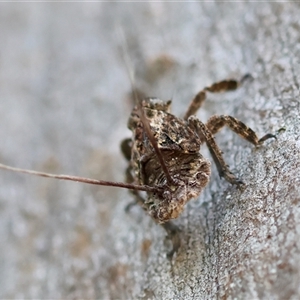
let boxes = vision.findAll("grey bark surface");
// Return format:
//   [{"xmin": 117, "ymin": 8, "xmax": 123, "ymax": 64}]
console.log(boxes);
[{"xmin": 0, "ymin": 3, "xmax": 299, "ymax": 299}]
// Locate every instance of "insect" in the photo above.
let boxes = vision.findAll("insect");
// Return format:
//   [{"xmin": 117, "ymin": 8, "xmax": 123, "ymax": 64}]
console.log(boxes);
[{"xmin": 0, "ymin": 74, "xmax": 275, "ymax": 257}]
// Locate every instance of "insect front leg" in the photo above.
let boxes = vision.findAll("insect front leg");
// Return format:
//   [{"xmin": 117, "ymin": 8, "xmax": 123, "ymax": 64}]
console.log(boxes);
[
  {"xmin": 120, "ymin": 138, "xmax": 132, "ymax": 161},
  {"xmin": 206, "ymin": 115, "xmax": 276, "ymax": 146},
  {"xmin": 188, "ymin": 116, "xmax": 243, "ymax": 184},
  {"xmin": 183, "ymin": 74, "xmax": 252, "ymax": 120}
]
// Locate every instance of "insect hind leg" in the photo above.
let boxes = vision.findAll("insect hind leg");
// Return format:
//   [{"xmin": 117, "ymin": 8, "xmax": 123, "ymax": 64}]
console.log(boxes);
[{"xmin": 183, "ymin": 74, "xmax": 252, "ymax": 120}]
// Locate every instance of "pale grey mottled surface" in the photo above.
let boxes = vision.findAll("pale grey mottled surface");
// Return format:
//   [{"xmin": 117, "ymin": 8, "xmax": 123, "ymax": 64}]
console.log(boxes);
[{"xmin": 0, "ymin": 3, "xmax": 299, "ymax": 299}]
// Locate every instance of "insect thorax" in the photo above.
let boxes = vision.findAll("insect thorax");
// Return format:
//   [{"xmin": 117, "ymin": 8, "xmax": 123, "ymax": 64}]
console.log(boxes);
[{"xmin": 128, "ymin": 98, "xmax": 211, "ymax": 223}]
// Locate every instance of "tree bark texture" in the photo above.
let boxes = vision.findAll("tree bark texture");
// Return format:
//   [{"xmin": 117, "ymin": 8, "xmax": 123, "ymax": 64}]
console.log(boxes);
[{"xmin": 0, "ymin": 2, "xmax": 299, "ymax": 299}]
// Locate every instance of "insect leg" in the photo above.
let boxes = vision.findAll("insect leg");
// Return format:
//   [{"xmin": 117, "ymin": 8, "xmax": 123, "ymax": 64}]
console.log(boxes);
[
  {"xmin": 120, "ymin": 138, "xmax": 132, "ymax": 161},
  {"xmin": 206, "ymin": 115, "xmax": 276, "ymax": 146},
  {"xmin": 188, "ymin": 116, "xmax": 243, "ymax": 184},
  {"xmin": 183, "ymin": 74, "xmax": 252, "ymax": 120}
]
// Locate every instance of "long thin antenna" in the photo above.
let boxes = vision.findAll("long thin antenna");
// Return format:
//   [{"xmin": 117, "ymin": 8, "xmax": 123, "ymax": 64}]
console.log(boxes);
[
  {"xmin": 0, "ymin": 163, "xmax": 160, "ymax": 193},
  {"xmin": 117, "ymin": 26, "xmax": 175, "ymax": 186}
]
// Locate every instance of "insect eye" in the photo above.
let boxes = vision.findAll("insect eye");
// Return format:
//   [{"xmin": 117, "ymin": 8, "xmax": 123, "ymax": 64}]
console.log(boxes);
[
  {"xmin": 196, "ymin": 172, "xmax": 207, "ymax": 181},
  {"xmin": 196, "ymin": 173, "xmax": 202, "ymax": 180},
  {"xmin": 145, "ymin": 109, "xmax": 155, "ymax": 118}
]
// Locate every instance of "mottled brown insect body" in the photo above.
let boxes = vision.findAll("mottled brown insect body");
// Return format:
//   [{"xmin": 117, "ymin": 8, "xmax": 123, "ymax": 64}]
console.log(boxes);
[
  {"xmin": 128, "ymin": 98, "xmax": 211, "ymax": 223},
  {"xmin": 121, "ymin": 75, "xmax": 276, "ymax": 229}
]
